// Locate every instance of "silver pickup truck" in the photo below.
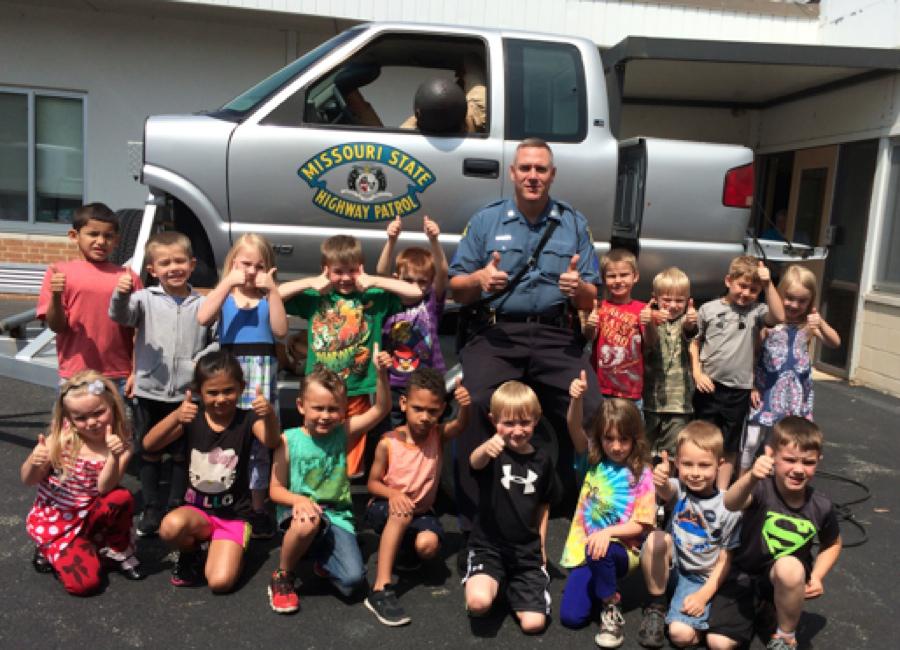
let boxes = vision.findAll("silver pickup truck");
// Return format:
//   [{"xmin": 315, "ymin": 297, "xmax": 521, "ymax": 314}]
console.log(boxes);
[{"xmin": 131, "ymin": 21, "xmax": 818, "ymax": 297}]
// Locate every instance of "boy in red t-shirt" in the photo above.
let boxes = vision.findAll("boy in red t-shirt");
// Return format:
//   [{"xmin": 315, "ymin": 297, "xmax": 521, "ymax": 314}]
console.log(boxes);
[
  {"xmin": 584, "ymin": 248, "xmax": 653, "ymax": 405},
  {"xmin": 36, "ymin": 203, "xmax": 142, "ymax": 388}
]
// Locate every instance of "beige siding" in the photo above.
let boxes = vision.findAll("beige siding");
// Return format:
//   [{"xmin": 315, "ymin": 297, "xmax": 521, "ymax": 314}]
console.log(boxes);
[{"xmin": 855, "ymin": 299, "xmax": 900, "ymax": 397}]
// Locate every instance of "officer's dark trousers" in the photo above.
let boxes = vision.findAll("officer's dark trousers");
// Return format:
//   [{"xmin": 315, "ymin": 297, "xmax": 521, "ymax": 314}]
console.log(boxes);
[{"xmin": 456, "ymin": 321, "xmax": 602, "ymax": 530}]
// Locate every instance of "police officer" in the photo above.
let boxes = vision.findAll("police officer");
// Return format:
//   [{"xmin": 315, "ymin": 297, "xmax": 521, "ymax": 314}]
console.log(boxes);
[{"xmin": 449, "ymin": 137, "xmax": 603, "ymax": 533}]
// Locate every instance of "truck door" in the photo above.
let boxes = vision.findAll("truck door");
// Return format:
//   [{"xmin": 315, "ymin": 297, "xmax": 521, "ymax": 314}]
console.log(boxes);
[
  {"xmin": 500, "ymin": 37, "xmax": 618, "ymax": 253},
  {"xmin": 226, "ymin": 29, "xmax": 505, "ymax": 276}
]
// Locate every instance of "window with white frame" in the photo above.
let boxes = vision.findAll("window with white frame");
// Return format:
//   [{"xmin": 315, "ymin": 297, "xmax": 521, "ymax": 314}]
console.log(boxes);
[
  {"xmin": 875, "ymin": 143, "xmax": 900, "ymax": 293},
  {"xmin": 0, "ymin": 88, "xmax": 85, "ymax": 226}
]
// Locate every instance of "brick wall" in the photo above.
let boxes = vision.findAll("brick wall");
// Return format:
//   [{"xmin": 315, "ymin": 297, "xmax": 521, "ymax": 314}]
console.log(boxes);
[{"xmin": 0, "ymin": 234, "xmax": 79, "ymax": 265}]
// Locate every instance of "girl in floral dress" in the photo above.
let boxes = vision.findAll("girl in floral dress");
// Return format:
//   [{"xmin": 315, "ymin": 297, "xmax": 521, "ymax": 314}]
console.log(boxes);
[{"xmin": 742, "ymin": 265, "xmax": 841, "ymax": 472}]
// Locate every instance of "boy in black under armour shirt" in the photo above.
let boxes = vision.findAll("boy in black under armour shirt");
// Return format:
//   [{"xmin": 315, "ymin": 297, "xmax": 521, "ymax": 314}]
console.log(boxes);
[
  {"xmin": 705, "ymin": 417, "xmax": 842, "ymax": 650},
  {"xmin": 462, "ymin": 380, "xmax": 557, "ymax": 635}
]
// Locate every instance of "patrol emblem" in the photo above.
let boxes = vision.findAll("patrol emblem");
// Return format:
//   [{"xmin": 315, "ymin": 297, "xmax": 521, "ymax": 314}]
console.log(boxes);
[
  {"xmin": 298, "ymin": 142, "xmax": 436, "ymax": 222},
  {"xmin": 343, "ymin": 166, "xmax": 389, "ymax": 201}
]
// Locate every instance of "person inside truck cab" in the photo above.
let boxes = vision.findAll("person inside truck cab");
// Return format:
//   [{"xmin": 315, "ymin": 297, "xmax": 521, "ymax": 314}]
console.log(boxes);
[
  {"xmin": 401, "ymin": 53, "xmax": 486, "ymax": 133},
  {"xmin": 448, "ymin": 138, "xmax": 603, "ymax": 543},
  {"xmin": 333, "ymin": 61, "xmax": 384, "ymax": 127}
]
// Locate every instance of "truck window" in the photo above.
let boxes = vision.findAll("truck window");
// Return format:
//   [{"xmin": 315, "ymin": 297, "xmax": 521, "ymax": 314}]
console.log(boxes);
[
  {"xmin": 504, "ymin": 39, "xmax": 586, "ymax": 143},
  {"xmin": 263, "ymin": 34, "xmax": 488, "ymax": 135},
  {"xmin": 218, "ymin": 27, "xmax": 363, "ymax": 119}
]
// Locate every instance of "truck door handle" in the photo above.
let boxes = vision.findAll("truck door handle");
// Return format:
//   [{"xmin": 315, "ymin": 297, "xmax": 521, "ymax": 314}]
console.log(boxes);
[{"xmin": 463, "ymin": 158, "xmax": 499, "ymax": 178}]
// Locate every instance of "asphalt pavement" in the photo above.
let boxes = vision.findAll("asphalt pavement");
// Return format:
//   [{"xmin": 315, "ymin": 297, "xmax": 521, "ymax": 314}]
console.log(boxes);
[{"xmin": 0, "ymin": 335, "xmax": 897, "ymax": 648}]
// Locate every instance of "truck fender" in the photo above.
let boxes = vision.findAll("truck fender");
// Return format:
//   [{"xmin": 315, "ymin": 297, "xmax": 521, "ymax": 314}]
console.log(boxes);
[{"xmin": 143, "ymin": 163, "xmax": 231, "ymax": 281}]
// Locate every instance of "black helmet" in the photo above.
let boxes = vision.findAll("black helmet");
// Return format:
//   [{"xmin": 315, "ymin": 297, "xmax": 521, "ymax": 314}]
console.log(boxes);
[{"xmin": 414, "ymin": 78, "xmax": 466, "ymax": 134}]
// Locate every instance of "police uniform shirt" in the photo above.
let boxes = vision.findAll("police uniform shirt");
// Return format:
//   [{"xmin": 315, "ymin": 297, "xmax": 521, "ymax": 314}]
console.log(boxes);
[{"xmin": 449, "ymin": 198, "xmax": 600, "ymax": 315}]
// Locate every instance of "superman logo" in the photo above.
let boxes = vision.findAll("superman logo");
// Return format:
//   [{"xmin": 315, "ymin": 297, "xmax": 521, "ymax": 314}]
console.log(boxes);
[{"xmin": 761, "ymin": 511, "xmax": 817, "ymax": 559}]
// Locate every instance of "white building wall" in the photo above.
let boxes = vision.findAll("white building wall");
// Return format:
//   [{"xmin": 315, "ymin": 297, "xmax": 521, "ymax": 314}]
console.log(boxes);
[
  {"xmin": 820, "ymin": 0, "xmax": 900, "ymax": 48},
  {"xmin": 0, "ymin": 2, "xmax": 337, "ymax": 213},
  {"xmin": 175, "ymin": 0, "xmax": 820, "ymax": 46}
]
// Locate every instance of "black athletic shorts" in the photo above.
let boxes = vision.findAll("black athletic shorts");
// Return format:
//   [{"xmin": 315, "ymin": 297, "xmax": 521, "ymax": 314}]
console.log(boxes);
[
  {"xmin": 461, "ymin": 541, "xmax": 550, "ymax": 615},
  {"xmin": 693, "ymin": 383, "xmax": 750, "ymax": 453}
]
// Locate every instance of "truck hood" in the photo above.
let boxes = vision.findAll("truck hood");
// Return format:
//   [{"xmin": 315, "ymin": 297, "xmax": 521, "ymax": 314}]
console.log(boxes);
[{"xmin": 142, "ymin": 114, "xmax": 236, "ymax": 223}]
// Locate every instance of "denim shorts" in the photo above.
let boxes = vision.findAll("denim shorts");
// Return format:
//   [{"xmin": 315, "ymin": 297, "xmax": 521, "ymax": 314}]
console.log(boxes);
[{"xmin": 666, "ymin": 569, "xmax": 711, "ymax": 630}]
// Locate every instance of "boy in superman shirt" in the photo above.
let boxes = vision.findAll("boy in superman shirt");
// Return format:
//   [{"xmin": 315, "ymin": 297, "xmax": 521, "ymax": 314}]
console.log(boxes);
[{"xmin": 705, "ymin": 417, "xmax": 842, "ymax": 650}]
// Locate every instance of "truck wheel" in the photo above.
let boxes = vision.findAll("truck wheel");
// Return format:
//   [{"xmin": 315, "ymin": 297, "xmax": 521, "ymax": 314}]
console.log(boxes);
[
  {"xmin": 173, "ymin": 200, "xmax": 218, "ymax": 287},
  {"xmin": 110, "ymin": 209, "xmax": 144, "ymax": 265}
]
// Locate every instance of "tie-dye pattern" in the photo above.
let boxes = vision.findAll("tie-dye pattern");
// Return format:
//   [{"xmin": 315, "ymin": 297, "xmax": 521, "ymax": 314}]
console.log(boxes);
[{"xmin": 560, "ymin": 460, "xmax": 655, "ymax": 568}]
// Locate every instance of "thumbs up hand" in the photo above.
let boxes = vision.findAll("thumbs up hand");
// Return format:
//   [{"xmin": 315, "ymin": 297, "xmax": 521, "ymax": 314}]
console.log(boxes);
[
  {"xmin": 178, "ymin": 389, "xmax": 198, "ymax": 424},
  {"xmin": 807, "ymin": 307, "xmax": 821, "ymax": 337},
  {"xmin": 559, "ymin": 254, "xmax": 581, "ymax": 297},
  {"xmin": 586, "ymin": 299, "xmax": 600, "ymax": 331},
  {"xmin": 453, "ymin": 377, "xmax": 472, "ymax": 409},
  {"xmin": 570, "ymin": 370, "xmax": 589, "ymax": 400},
  {"xmin": 481, "ymin": 251, "xmax": 508, "ymax": 292},
  {"xmin": 423, "ymin": 215, "xmax": 440, "ymax": 241},
  {"xmin": 116, "ymin": 272, "xmax": 134, "ymax": 295},
  {"xmin": 31, "ymin": 434, "xmax": 51, "ymax": 468},
  {"xmin": 387, "ymin": 214, "xmax": 402, "ymax": 240},
  {"xmin": 105, "ymin": 424, "xmax": 126, "ymax": 457},
  {"xmin": 483, "ymin": 432, "xmax": 507, "ymax": 459},
  {"xmin": 757, "ymin": 261, "xmax": 771, "ymax": 286},
  {"xmin": 251, "ymin": 384, "xmax": 272, "ymax": 419},
  {"xmin": 254, "ymin": 268, "xmax": 278, "ymax": 292},
  {"xmin": 652, "ymin": 450, "xmax": 671, "ymax": 489},
  {"xmin": 685, "ymin": 298, "xmax": 698, "ymax": 328},
  {"xmin": 49, "ymin": 265, "xmax": 66, "ymax": 295},
  {"xmin": 372, "ymin": 342, "xmax": 392, "ymax": 371},
  {"xmin": 640, "ymin": 302, "xmax": 653, "ymax": 326},
  {"xmin": 751, "ymin": 445, "xmax": 776, "ymax": 481}
]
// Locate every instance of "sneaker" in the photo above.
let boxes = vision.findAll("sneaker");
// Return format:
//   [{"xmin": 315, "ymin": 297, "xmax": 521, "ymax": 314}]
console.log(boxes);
[
  {"xmin": 595, "ymin": 601, "xmax": 626, "ymax": 648},
  {"xmin": 766, "ymin": 635, "xmax": 798, "ymax": 650},
  {"xmin": 637, "ymin": 604, "xmax": 666, "ymax": 648},
  {"xmin": 136, "ymin": 505, "xmax": 162, "ymax": 537},
  {"xmin": 365, "ymin": 587, "xmax": 411, "ymax": 626},
  {"xmin": 32, "ymin": 547, "xmax": 53, "ymax": 574},
  {"xmin": 249, "ymin": 510, "xmax": 276, "ymax": 540},
  {"xmin": 170, "ymin": 551, "xmax": 202, "ymax": 587},
  {"xmin": 268, "ymin": 569, "xmax": 300, "ymax": 614}
]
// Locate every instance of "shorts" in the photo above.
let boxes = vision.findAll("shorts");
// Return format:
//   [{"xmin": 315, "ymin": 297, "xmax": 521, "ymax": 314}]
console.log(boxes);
[
  {"xmin": 365, "ymin": 499, "xmax": 445, "ymax": 547},
  {"xmin": 644, "ymin": 412, "xmax": 691, "ymax": 456},
  {"xmin": 706, "ymin": 563, "xmax": 810, "ymax": 646},
  {"xmin": 462, "ymin": 542, "xmax": 550, "ymax": 615},
  {"xmin": 692, "ymin": 383, "xmax": 750, "ymax": 453},
  {"xmin": 183, "ymin": 505, "xmax": 251, "ymax": 549},
  {"xmin": 666, "ymin": 569, "xmax": 711, "ymax": 630}
]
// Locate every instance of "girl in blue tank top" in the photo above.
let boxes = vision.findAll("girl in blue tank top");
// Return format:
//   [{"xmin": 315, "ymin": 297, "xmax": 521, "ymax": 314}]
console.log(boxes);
[{"xmin": 198, "ymin": 233, "xmax": 288, "ymax": 538}]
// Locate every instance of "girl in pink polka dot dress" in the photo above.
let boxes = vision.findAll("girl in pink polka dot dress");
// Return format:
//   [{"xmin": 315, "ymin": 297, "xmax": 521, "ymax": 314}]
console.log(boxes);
[{"xmin": 21, "ymin": 370, "xmax": 142, "ymax": 595}]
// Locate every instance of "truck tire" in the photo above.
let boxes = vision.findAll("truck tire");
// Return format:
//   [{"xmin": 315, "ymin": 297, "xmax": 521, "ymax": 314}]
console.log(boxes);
[
  {"xmin": 173, "ymin": 199, "xmax": 218, "ymax": 288},
  {"xmin": 110, "ymin": 209, "xmax": 144, "ymax": 265}
]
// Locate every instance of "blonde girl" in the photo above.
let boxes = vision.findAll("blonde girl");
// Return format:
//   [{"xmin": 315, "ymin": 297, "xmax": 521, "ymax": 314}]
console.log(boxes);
[
  {"xmin": 198, "ymin": 233, "xmax": 288, "ymax": 539},
  {"xmin": 743, "ymin": 265, "xmax": 840, "ymax": 469},
  {"xmin": 560, "ymin": 373, "xmax": 656, "ymax": 648},
  {"xmin": 22, "ymin": 370, "xmax": 141, "ymax": 595}
]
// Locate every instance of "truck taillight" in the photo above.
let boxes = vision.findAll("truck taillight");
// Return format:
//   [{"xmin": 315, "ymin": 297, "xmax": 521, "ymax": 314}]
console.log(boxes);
[{"xmin": 723, "ymin": 162, "xmax": 754, "ymax": 208}]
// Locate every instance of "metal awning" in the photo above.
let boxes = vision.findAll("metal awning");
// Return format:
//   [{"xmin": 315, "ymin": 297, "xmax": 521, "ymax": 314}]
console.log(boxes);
[{"xmin": 601, "ymin": 36, "xmax": 900, "ymax": 133}]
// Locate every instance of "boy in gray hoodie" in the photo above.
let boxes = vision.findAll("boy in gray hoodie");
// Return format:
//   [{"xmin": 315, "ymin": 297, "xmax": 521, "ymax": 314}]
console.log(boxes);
[{"xmin": 109, "ymin": 231, "xmax": 216, "ymax": 536}]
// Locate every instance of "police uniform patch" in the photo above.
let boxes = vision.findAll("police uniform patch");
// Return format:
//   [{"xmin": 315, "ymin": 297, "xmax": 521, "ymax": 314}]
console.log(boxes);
[{"xmin": 298, "ymin": 142, "xmax": 436, "ymax": 222}]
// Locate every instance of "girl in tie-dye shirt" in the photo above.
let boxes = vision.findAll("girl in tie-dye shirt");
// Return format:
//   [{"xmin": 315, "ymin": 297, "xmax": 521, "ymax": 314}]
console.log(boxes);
[{"xmin": 560, "ymin": 385, "xmax": 656, "ymax": 647}]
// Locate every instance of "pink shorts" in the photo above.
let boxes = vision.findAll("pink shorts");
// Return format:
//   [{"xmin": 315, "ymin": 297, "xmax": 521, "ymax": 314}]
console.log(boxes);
[{"xmin": 183, "ymin": 506, "xmax": 251, "ymax": 549}]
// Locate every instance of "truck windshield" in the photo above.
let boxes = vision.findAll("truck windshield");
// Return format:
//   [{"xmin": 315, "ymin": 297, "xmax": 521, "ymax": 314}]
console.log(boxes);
[{"xmin": 218, "ymin": 27, "xmax": 364, "ymax": 117}]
